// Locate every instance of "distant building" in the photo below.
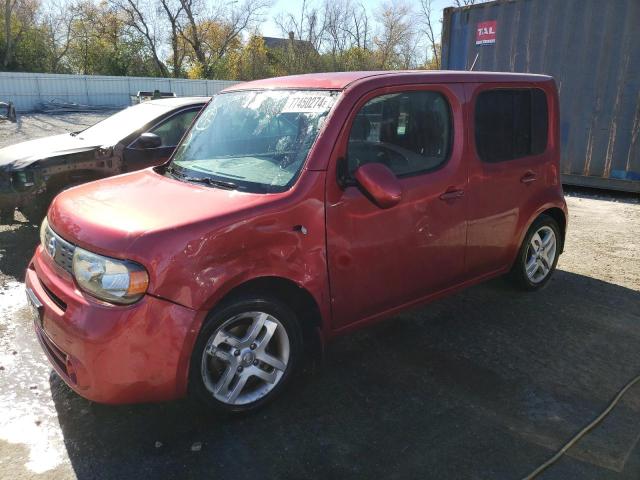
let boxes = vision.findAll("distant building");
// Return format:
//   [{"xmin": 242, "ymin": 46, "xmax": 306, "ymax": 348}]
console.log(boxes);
[{"xmin": 262, "ymin": 32, "xmax": 316, "ymax": 54}]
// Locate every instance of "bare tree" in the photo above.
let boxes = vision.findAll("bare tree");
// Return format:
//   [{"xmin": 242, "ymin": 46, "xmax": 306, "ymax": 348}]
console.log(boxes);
[
  {"xmin": 275, "ymin": 0, "xmax": 325, "ymax": 52},
  {"xmin": 323, "ymin": 0, "xmax": 345, "ymax": 67},
  {"xmin": 374, "ymin": 1, "xmax": 415, "ymax": 69},
  {"xmin": 112, "ymin": 0, "xmax": 169, "ymax": 76},
  {"xmin": 41, "ymin": 1, "xmax": 81, "ymax": 72},
  {"xmin": 419, "ymin": 0, "xmax": 439, "ymax": 68},
  {"xmin": 179, "ymin": 0, "xmax": 270, "ymax": 78},
  {"xmin": 274, "ymin": 0, "xmax": 326, "ymax": 74},
  {"xmin": 159, "ymin": 0, "xmax": 185, "ymax": 77},
  {"xmin": 348, "ymin": 2, "xmax": 370, "ymax": 51}
]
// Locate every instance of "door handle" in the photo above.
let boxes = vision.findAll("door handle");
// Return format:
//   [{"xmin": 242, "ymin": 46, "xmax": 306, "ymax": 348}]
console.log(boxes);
[
  {"xmin": 439, "ymin": 188, "xmax": 465, "ymax": 201},
  {"xmin": 520, "ymin": 171, "xmax": 538, "ymax": 184}
]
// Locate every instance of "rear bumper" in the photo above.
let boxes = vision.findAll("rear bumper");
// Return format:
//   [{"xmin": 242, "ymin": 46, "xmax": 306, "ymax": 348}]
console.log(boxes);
[{"xmin": 25, "ymin": 246, "xmax": 204, "ymax": 404}]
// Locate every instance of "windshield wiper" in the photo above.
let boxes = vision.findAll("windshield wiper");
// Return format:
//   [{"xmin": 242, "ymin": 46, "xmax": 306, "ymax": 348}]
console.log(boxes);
[{"xmin": 166, "ymin": 165, "xmax": 238, "ymax": 190}]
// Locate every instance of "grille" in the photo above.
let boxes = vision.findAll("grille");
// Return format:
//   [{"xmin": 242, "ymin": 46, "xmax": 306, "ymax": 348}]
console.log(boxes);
[{"xmin": 43, "ymin": 224, "xmax": 76, "ymax": 274}]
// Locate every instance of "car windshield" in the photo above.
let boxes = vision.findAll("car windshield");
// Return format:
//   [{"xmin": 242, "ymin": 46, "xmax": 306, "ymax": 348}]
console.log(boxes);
[
  {"xmin": 170, "ymin": 89, "xmax": 339, "ymax": 193},
  {"xmin": 76, "ymin": 102, "xmax": 177, "ymax": 144}
]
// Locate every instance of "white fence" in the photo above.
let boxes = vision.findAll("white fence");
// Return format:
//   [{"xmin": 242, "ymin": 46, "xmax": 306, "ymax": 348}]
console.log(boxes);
[{"xmin": 0, "ymin": 72, "xmax": 240, "ymax": 112}]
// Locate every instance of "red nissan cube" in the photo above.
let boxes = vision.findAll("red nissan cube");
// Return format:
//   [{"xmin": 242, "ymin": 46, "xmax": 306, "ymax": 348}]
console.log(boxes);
[{"xmin": 25, "ymin": 71, "xmax": 567, "ymax": 412}]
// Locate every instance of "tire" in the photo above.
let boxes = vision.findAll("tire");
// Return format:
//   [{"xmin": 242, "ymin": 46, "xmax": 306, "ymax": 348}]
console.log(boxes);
[
  {"xmin": 509, "ymin": 214, "xmax": 561, "ymax": 291},
  {"xmin": 189, "ymin": 294, "xmax": 303, "ymax": 413}
]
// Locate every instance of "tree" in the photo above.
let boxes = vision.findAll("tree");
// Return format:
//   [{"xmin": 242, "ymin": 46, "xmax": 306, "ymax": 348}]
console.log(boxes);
[
  {"xmin": 230, "ymin": 33, "xmax": 270, "ymax": 80},
  {"xmin": 373, "ymin": 1, "xmax": 415, "ymax": 69},
  {"xmin": 41, "ymin": 1, "xmax": 79, "ymax": 73},
  {"xmin": 179, "ymin": 0, "xmax": 270, "ymax": 78},
  {"xmin": 159, "ymin": 0, "xmax": 186, "ymax": 77},
  {"xmin": 2, "ymin": 0, "xmax": 39, "ymax": 69},
  {"xmin": 112, "ymin": 0, "xmax": 169, "ymax": 76},
  {"xmin": 419, "ymin": 0, "xmax": 439, "ymax": 69}
]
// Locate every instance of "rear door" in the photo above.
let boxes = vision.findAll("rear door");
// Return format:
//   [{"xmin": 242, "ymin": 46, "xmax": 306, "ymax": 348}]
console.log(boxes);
[
  {"xmin": 464, "ymin": 84, "xmax": 551, "ymax": 277},
  {"xmin": 325, "ymin": 84, "xmax": 468, "ymax": 331},
  {"xmin": 122, "ymin": 107, "xmax": 200, "ymax": 172}
]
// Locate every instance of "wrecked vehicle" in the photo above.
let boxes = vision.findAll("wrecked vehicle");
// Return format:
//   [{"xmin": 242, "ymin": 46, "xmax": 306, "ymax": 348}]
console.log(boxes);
[{"xmin": 0, "ymin": 96, "xmax": 208, "ymax": 223}]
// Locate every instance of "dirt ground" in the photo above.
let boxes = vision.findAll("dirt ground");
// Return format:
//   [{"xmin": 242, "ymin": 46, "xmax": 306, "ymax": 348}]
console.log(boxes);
[{"xmin": 0, "ymin": 113, "xmax": 639, "ymax": 479}]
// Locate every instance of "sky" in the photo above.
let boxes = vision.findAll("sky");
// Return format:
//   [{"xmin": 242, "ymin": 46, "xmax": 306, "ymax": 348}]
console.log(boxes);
[{"xmin": 261, "ymin": 0, "xmax": 454, "ymax": 41}]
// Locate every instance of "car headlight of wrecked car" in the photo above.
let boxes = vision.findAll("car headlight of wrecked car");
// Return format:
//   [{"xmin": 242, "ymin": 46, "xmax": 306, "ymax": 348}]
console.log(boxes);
[{"xmin": 40, "ymin": 218, "xmax": 149, "ymax": 304}]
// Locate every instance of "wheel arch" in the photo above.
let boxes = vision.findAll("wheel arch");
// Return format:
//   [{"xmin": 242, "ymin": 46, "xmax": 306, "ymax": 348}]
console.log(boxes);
[
  {"xmin": 509, "ymin": 203, "xmax": 567, "ymax": 271},
  {"xmin": 540, "ymin": 207, "xmax": 567, "ymax": 252},
  {"xmin": 206, "ymin": 276, "xmax": 325, "ymax": 361}
]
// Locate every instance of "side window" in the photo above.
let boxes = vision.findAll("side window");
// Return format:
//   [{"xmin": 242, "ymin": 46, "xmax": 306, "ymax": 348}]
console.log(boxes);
[
  {"xmin": 347, "ymin": 91, "xmax": 452, "ymax": 177},
  {"xmin": 475, "ymin": 89, "xmax": 548, "ymax": 163},
  {"xmin": 147, "ymin": 109, "xmax": 198, "ymax": 147}
]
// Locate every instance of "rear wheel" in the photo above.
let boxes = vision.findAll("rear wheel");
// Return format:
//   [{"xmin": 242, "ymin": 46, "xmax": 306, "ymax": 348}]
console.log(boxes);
[
  {"xmin": 509, "ymin": 215, "xmax": 561, "ymax": 290},
  {"xmin": 190, "ymin": 295, "xmax": 302, "ymax": 413}
]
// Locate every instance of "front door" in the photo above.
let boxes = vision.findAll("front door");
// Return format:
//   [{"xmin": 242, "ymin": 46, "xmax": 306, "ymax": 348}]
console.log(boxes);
[{"xmin": 326, "ymin": 85, "xmax": 468, "ymax": 332}]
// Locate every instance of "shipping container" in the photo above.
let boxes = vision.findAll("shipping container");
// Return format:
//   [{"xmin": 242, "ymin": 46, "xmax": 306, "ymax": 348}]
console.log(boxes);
[{"xmin": 441, "ymin": 0, "xmax": 640, "ymax": 193}]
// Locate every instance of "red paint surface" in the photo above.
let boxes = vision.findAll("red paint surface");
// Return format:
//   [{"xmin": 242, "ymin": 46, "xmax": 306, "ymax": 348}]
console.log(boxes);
[
  {"xmin": 476, "ymin": 21, "xmax": 497, "ymax": 45},
  {"xmin": 28, "ymin": 71, "xmax": 567, "ymax": 404},
  {"xmin": 353, "ymin": 163, "xmax": 403, "ymax": 208}
]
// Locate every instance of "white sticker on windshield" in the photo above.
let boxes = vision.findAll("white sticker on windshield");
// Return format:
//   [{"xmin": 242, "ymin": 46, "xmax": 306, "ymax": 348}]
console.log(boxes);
[{"xmin": 281, "ymin": 92, "xmax": 335, "ymax": 113}]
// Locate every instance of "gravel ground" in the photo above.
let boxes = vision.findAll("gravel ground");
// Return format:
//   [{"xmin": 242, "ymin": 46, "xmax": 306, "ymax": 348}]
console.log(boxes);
[
  {"xmin": 0, "ymin": 114, "xmax": 639, "ymax": 479},
  {"xmin": 0, "ymin": 111, "xmax": 116, "ymax": 149}
]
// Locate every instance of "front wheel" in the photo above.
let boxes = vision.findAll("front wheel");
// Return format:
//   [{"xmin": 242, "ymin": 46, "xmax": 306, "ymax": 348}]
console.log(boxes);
[
  {"xmin": 189, "ymin": 295, "xmax": 302, "ymax": 413},
  {"xmin": 509, "ymin": 215, "xmax": 561, "ymax": 290}
]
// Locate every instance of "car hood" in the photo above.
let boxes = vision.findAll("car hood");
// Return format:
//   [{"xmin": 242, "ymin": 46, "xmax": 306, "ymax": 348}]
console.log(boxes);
[
  {"xmin": 48, "ymin": 168, "xmax": 279, "ymax": 257},
  {"xmin": 0, "ymin": 133, "xmax": 102, "ymax": 170}
]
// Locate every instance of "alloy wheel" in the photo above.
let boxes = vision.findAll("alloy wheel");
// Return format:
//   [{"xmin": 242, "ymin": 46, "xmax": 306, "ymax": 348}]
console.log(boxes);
[
  {"xmin": 200, "ymin": 311, "xmax": 290, "ymax": 406},
  {"xmin": 524, "ymin": 225, "xmax": 557, "ymax": 284}
]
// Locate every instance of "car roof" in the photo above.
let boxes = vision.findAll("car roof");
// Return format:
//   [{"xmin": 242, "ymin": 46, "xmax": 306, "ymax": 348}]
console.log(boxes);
[
  {"xmin": 145, "ymin": 96, "xmax": 210, "ymax": 107},
  {"xmin": 223, "ymin": 71, "xmax": 553, "ymax": 92}
]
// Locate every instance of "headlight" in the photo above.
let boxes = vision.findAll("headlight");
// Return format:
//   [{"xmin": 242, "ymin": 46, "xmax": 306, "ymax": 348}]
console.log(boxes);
[{"xmin": 72, "ymin": 247, "xmax": 149, "ymax": 304}]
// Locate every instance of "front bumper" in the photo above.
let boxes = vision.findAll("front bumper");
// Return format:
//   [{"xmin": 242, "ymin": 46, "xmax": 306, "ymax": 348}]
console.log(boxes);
[{"xmin": 25, "ymin": 245, "xmax": 204, "ymax": 404}]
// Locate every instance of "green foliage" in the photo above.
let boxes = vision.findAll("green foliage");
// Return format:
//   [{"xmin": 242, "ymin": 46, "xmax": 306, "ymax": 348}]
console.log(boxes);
[{"xmin": 0, "ymin": 0, "xmax": 446, "ymax": 80}]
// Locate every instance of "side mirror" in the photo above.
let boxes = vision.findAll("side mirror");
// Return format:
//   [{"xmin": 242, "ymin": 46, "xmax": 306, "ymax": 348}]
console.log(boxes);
[
  {"xmin": 137, "ymin": 132, "xmax": 162, "ymax": 149},
  {"xmin": 354, "ymin": 163, "xmax": 402, "ymax": 209}
]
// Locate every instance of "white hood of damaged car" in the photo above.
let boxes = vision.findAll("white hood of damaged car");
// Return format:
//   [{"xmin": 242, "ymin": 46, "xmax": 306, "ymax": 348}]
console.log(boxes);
[{"xmin": 0, "ymin": 133, "xmax": 102, "ymax": 171}]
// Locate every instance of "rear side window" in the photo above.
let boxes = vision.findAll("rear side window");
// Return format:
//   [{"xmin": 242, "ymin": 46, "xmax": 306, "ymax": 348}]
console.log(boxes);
[
  {"xmin": 347, "ymin": 91, "xmax": 452, "ymax": 177},
  {"xmin": 475, "ymin": 89, "xmax": 548, "ymax": 163}
]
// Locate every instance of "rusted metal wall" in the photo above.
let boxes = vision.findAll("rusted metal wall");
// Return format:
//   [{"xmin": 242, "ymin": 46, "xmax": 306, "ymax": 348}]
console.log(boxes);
[{"xmin": 441, "ymin": 0, "xmax": 640, "ymax": 193}]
